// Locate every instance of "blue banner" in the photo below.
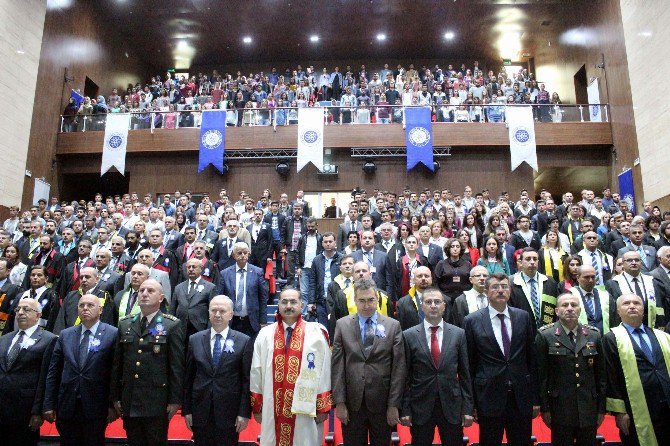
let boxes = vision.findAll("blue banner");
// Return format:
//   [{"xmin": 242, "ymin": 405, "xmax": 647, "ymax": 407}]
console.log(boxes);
[
  {"xmin": 71, "ymin": 89, "xmax": 84, "ymax": 108},
  {"xmin": 198, "ymin": 110, "xmax": 226, "ymax": 173},
  {"xmin": 618, "ymin": 168, "xmax": 636, "ymax": 213},
  {"xmin": 405, "ymin": 107, "xmax": 434, "ymax": 171}
]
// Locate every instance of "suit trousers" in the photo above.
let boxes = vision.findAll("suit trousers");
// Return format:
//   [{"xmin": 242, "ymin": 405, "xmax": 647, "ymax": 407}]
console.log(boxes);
[
  {"xmin": 270, "ymin": 240, "xmax": 283, "ymax": 278},
  {"xmin": 0, "ymin": 421, "xmax": 39, "ymax": 446},
  {"xmin": 231, "ymin": 316, "xmax": 256, "ymax": 339},
  {"xmin": 192, "ymin": 405, "xmax": 239, "ymax": 446},
  {"xmin": 478, "ymin": 389, "xmax": 532, "ymax": 446},
  {"xmin": 342, "ymin": 398, "xmax": 392, "ymax": 446},
  {"xmin": 620, "ymin": 403, "xmax": 670, "ymax": 446},
  {"xmin": 551, "ymin": 423, "xmax": 597, "ymax": 446},
  {"xmin": 410, "ymin": 399, "xmax": 463, "ymax": 446},
  {"xmin": 56, "ymin": 400, "xmax": 107, "ymax": 446},
  {"xmin": 123, "ymin": 414, "xmax": 169, "ymax": 446},
  {"xmin": 286, "ymin": 250, "xmax": 299, "ymax": 285}
]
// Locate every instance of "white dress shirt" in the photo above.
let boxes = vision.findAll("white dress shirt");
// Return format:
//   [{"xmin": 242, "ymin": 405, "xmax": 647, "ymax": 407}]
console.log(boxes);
[
  {"xmin": 488, "ymin": 305, "xmax": 512, "ymax": 355},
  {"xmin": 210, "ymin": 327, "xmax": 229, "ymax": 356},
  {"xmin": 423, "ymin": 320, "xmax": 444, "ymax": 352},
  {"xmin": 9, "ymin": 323, "xmax": 40, "ymax": 351},
  {"xmin": 80, "ymin": 320, "xmax": 101, "ymax": 350}
]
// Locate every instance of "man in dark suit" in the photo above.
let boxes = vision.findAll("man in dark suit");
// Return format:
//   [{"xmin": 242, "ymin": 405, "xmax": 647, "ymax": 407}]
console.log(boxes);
[
  {"xmin": 247, "ymin": 209, "xmax": 273, "ymax": 269},
  {"xmin": 60, "ymin": 238, "xmax": 95, "ymax": 297},
  {"xmin": 263, "ymin": 201, "xmax": 286, "ymax": 278},
  {"xmin": 23, "ymin": 234, "xmax": 67, "ymax": 293},
  {"xmin": 352, "ymin": 231, "xmax": 392, "ymax": 297},
  {"xmin": 0, "ymin": 257, "xmax": 23, "ymax": 334},
  {"xmin": 495, "ymin": 227, "xmax": 518, "ymax": 274},
  {"xmin": 332, "ymin": 278, "xmax": 406, "ymax": 446},
  {"xmin": 450, "ymin": 265, "xmax": 489, "ymax": 328},
  {"xmin": 289, "ymin": 190, "xmax": 311, "ymax": 217},
  {"xmin": 194, "ymin": 215, "xmax": 219, "ymax": 249},
  {"xmin": 337, "ymin": 208, "xmax": 362, "ymax": 251},
  {"xmin": 175, "ymin": 226, "xmax": 198, "ymax": 271},
  {"xmin": 111, "ymin": 279, "xmax": 185, "ymax": 446},
  {"xmin": 148, "ymin": 230, "xmax": 180, "ymax": 290},
  {"xmin": 43, "ymin": 294, "xmax": 118, "ymax": 445},
  {"xmin": 604, "ymin": 293, "xmax": 670, "ymax": 445},
  {"xmin": 217, "ymin": 242, "xmax": 268, "ymax": 338},
  {"xmin": 210, "ymin": 220, "xmax": 243, "ymax": 273},
  {"xmin": 282, "ymin": 203, "xmax": 307, "ymax": 286},
  {"xmin": 184, "ymin": 295, "xmax": 253, "ymax": 446},
  {"xmin": 54, "ymin": 267, "xmax": 114, "ymax": 335},
  {"xmin": 609, "ymin": 220, "xmax": 631, "ymax": 257},
  {"xmin": 162, "ymin": 216, "xmax": 184, "ymax": 252},
  {"xmin": 617, "ymin": 224, "xmax": 657, "ymax": 273},
  {"xmin": 464, "ymin": 273, "xmax": 540, "ymax": 446},
  {"xmin": 510, "ymin": 215, "xmax": 542, "ymax": 252},
  {"xmin": 114, "ymin": 263, "xmax": 150, "ymax": 322},
  {"xmin": 535, "ymin": 198, "xmax": 557, "ymax": 238},
  {"xmin": 650, "ymin": 246, "xmax": 670, "ymax": 328},
  {"xmin": 308, "ymin": 232, "xmax": 340, "ymax": 326},
  {"xmin": 535, "ymin": 293, "xmax": 606, "ymax": 446},
  {"xmin": 0, "ymin": 297, "xmax": 57, "ymax": 446},
  {"xmin": 417, "ymin": 226, "xmax": 444, "ymax": 271},
  {"xmin": 172, "ymin": 259, "xmax": 217, "ymax": 338},
  {"xmin": 179, "ymin": 241, "xmax": 218, "ymax": 284},
  {"xmin": 4, "ymin": 266, "xmax": 59, "ymax": 334},
  {"xmin": 396, "ymin": 266, "xmax": 440, "ymax": 331},
  {"xmin": 510, "ymin": 248, "xmax": 559, "ymax": 329},
  {"xmin": 389, "ymin": 235, "xmax": 430, "ymax": 302},
  {"xmin": 57, "ymin": 228, "xmax": 79, "ymax": 265},
  {"xmin": 401, "ymin": 287, "xmax": 474, "ymax": 445},
  {"xmin": 94, "ymin": 248, "xmax": 124, "ymax": 298}
]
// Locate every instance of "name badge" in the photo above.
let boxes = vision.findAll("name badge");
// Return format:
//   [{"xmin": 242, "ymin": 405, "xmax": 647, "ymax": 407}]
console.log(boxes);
[
  {"xmin": 370, "ymin": 266, "xmax": 377, "ymax": 274},
  {"xmin": 453, "ymin": 276, "xmax": 461, "ymax": 283}
]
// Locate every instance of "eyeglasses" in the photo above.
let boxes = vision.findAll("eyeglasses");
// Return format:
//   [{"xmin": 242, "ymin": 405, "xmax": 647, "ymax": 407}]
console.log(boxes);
[
  {"xmin": 488, "ymin": 284, "xmax": 510, "ymax": 290},
  {"xmin": 14, "ymin": 306, "xmax": 39, "ymax": 314},
  {"xmin": 623, "ymin": 258, "xmax": 641, "ymax": 263}
]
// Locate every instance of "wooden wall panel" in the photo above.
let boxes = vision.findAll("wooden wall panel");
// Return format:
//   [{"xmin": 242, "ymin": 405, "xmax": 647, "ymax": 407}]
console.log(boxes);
[{"xmin": 56, "ymin": 122, "xmax": 612, "ymax": 155}]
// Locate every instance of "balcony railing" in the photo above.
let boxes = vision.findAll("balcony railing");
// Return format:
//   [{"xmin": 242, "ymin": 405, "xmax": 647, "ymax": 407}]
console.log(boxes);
[{"xmin": 59, "ymin": 103, "xmax": 609, "ymax": 133}]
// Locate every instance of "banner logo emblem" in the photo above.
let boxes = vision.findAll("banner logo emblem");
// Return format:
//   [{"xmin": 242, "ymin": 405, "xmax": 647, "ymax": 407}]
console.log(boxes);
[
  {"xmin": 301, "ymin": 129, "xmax": 320, "ymax": 146},
  {"xmin": 591, "ymin": 105, "xmax": 599, "ymax": 116},
  {"xmin": 107, "ymin": 133, "xmax": 125, "ymax": 150},
  {"xmin": 201, "ymin": 129, "xmax": 223, "ymax": 150},
  {"xmin": 513, "ymin": 127, "xmax": 531, "ymax": 144},
  {"xmin": 408, "ymin": 126, "xmax": 431, "ymax": 147}
]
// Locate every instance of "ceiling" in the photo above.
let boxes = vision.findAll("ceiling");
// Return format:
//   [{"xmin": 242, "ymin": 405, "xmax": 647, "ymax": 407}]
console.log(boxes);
[{"xmin": 92, "ymin": 0, "xmax": 571, "ymax": 72}]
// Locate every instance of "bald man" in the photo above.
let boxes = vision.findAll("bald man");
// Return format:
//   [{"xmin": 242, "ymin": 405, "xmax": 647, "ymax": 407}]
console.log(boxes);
[
  {"xmin": 44, "ymin": 294, "xmax": 118, "ymax": 445},
  {"xmin": 396, "ymin": 266, "xmax": 445, "ymax": 330},
  {"xmin": 55, "ymin": 267, "xmax": 114, "ymax": 335}
]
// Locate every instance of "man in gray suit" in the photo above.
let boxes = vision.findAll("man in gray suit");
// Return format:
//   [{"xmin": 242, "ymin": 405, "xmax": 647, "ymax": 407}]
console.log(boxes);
[
  {"xmin": 332, "ymin": 278, "xmax": 406, "ymax": 446},
  {"xmin": 650, "ymin": 246, "xmax": 670, "ymax": 328},
  {"xmin": 352, "ymin": 231, "xmax": 392, "ymax": 297},
  {"xmin": 171, "ymin": 258, "xmax": 217, "ymax": 338},
  {"xmin": 124, "ymin": 249, "xmax": 172, "ymax": 304},
  {"xmin": 401, "ymin": 287, "xmax": 474, "ymax": 445},
  {"xmin": 617, "ymin": 224, "xmax": 657, "ymax": 273},
  {"xmin": 337, "ymin": 208, "xmax": 362, "ymax": 251}
]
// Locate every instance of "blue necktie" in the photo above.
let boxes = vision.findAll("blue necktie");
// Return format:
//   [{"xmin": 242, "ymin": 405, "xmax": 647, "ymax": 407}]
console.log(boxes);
[
  {"xmin": 584, "ymin": 292, "xmax": 596, "ymax": 320},
  {"xmin": 591, "ymin": 252, "xmax": 601, "ymax": 285},
  {"xmin": 285, "ymin": 327, "xmax": 293, "ymax": 352},
  {"xmin": 79, "ymin": 329, "xmax": 91, "ymax": 367},
  {"xmin": 213, "ymin": 333, "xmax": 222, "ymax": 365},
  {"xmin": 529, "ymin": 278, "xmax": 540, "ymax": 324},
  {"xmin": 235, "ymin": 269, "xmax": 245, "ymax": 313},
  {"xmin": 633, "ymin": 327, "xmax": 654, "ymax": 363}
]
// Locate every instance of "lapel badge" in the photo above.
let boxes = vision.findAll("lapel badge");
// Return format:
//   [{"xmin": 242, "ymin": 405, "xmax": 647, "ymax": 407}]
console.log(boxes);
[
  {"xmin": 153, "ymin": 344, "xmax": 161, "ymax": 354},
  {"xmin": 554, "ymin": 342, "xmax": 560, "ymax": 347},
  {"xmin": 588, "ymin": 358, "xmax": 594, "ymax": 366}
]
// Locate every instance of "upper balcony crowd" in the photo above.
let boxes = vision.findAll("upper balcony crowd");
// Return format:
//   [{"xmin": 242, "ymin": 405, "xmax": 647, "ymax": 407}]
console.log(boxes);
[{"xmin": 61, "ymin": 61, "xmax": 570, "ymax": 131}]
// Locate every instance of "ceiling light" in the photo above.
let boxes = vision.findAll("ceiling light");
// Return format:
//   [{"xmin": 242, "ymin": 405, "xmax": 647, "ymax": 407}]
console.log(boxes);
[
  {"xmin": 444, "ymin": 32, "xmax": 455, "ymax": 40},
  {"xmin": 310, "ymin": 35, "xmax": 319, "ymax": 42},
  {"xmin": 243, "ymin": 36, "xmax": 252, "ymax": 44},
  {"xmin": 637, "ymin": 31, "xmax": 652, "ymax": 37},
  {"xmin": 376, "ymin": 33, "xmax": 386, "ymax": 41},
  {"xmin": 16, "ymin": 49, "xmax": 25, "ymax": 55}
]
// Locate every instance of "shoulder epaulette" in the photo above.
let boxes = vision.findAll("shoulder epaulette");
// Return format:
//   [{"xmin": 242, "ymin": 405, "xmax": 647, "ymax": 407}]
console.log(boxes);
[
  {"xmin": 162, "ymin": 314, "xmax": 179, "ymax": 321},
  {"xmin": 539, "ymin": 323, "xmax": 554, "ymax": 331},
  {"xmin": 119, "ymin": 314, "xmax": 134, "ymax": 321},
  {"xmin": 585, "ymin": 324, "xmax": 601, "ymax": 333}
]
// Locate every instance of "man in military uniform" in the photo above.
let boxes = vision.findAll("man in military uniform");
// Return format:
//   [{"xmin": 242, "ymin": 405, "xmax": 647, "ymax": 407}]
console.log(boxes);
[
  {"xmin": 111, "ymin": 279, "xmax": 185, "ymax": 446},
  {"xmin": 535, "ymin": 293, "xmax": 606, "ymax": 446}
]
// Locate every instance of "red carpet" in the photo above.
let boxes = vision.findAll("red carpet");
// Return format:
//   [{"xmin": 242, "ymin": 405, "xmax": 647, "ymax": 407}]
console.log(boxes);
[{"xmin": 41, "ymin": 412, "xmax": 621, "ymax": 444}]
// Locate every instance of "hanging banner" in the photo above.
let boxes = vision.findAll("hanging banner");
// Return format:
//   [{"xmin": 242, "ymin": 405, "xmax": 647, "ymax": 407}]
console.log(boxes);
[
  {"xmin": 198, "ymin": 110, "xmax": 226, "ymax": 173},
  {"xmin": 297, "ymin": 107, "xmax": 324, "ymax": 172},
  {"xmin": 101, "ymin": 113, "xmax": 130, "ymax": 176},
  {"xmin": 587, "ymin": 78, "xmax": 602, "ymax": 122},
  {"xmin": 618, "ymin": 168, "xmax": 636, "ymax": 213},
  {"xmin": 507, "ymin": 106, "xmax": 538, "ymax": 171},
  {"xmin": 405, "ymin": 107, "xmax": 434, "ymax": 171}
]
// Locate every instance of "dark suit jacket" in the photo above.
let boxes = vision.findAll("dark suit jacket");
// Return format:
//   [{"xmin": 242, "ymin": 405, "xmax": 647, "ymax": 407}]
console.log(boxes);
[
  {"xmin": 463, "ymin": 306, "xmax": 539, "ymax": 417},
  {"xmin": 153, "ymin": 246, "xmax": 180, "ymax": 290},
  {"xmin": 352, "ymin": 249, "xmax": 392, "ymax": 297},
  {"xmin": 337, "ymin": 221, "xmax": 362, "ymax": 251},
  {"xmin": 509, "ymin": 274, "xmax": 559, "ymax": 329},
  {"xmin": 389, "ymin": 253, "xmax": 431, "ymax": 301},
  {"xmin": 298, "ymin": 233, "xmax": 324, "ymax": 269},
  {"xmin": 246, "ymin": 222, "xmax": 273, "ymax": 268},
  {"xmin": 289, "ymin": 200, "xmax": 311, "ymax": 217},
  {"xmin": 210, "ymin": 237, "xmax": 242, "ymax": 272},
  {"xmin": 510, "ymin": 230, "xmax": 542, "ymax": 251},
  {"xmin": 331, "ymin": 313, "xmax": 406, "ymax": 413},
  {"xmin": 262, "ymin": 213, "xmax": 286, "ymax": 245},
  {"xmin": 396, "ymin": 292, "xmax": 449, "ymax": 331},
  {"xmin": 163, "ymin": 229, "xmax": 184, "ymax": 252},
  {"xmin": 448, "ymin": 292, "xmax": 477, "ymax": 329},
  {"xmin": 61, "ymin": 258, "xmax": 96, "ymax": 297},
  {"xmin": 604, "ymin": 230, "xmax": 623, "ymax": 256},
  {"xmin": 23, "ymin": 249, "xmax": 67, "ymax": 292},
  {"xmin": 0, "ymin": 327, "xmax": 57, "ymax": 424},
  {"xmin": 617, "ymin": 244, "xmax": 657, "ymax": 273},
  {"xmin": 43, "ymin": 322, "xmax": 118, "ymax": 420},
  {"xmin": 97, "ymin": 268, "xmax": 124, "ymax": 298},
  {"xmin": 651, "ymin": 266, "xmax": 670, "ymax": 328},
  {"xmin": 309, "ymin": 252, "xmax": 341, "ymax": 308},
  {"xmin": 183, "ymin": 328, "xmax": 253, "ymax": 428},
  {"xmin": 171, "ymin": 279, "xmax": 217, "ymax": 337},
  {"xmin": 54, "ymin": 287, "xmax": 114, "ymax": 335},
  {"xmin": 217, "ymin": 263, "xmax": 268, "ymax": 333},
  {"xmin": 0, "ymin": 280, "xmax": 23, "ymax": 334},
  {"xmin": 402, "ymin": 322, "xmax": 474, "ymax": 425},
  {"xmin": 282, "ymin": 216, "xmax": 307, "ymax": 251},
  {"xmin": 609, "ymin": 238, "xmax": 627, "ymax": 258},
  {"xmin": 417, "ymin": 243, "xmax": 443, "ymax": 271}
]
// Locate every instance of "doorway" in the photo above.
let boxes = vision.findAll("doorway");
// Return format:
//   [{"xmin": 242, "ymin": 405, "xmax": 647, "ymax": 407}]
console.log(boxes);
[
  {"xmin": 84, "ymin": 77, "xmax": 99, "ymax": 100},
  {"xmin": 574, "ymin": 65, "xmax": 588, "ymax": 105},
  {"xmin": 60, "ymin": 172, "xmax": 129, "ymax": 202}
]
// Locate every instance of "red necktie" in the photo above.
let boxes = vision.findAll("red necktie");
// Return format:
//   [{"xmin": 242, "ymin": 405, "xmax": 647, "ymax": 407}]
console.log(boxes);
[{"xmin": 430, "ymin": 326, "xmax": 440, "ymax": 367}]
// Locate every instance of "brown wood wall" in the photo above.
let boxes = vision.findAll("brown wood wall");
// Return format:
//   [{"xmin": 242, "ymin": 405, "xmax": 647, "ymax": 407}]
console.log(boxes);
[{"xmin": 22, "ymin": 2, "xmax": 152, "ymax": 210}]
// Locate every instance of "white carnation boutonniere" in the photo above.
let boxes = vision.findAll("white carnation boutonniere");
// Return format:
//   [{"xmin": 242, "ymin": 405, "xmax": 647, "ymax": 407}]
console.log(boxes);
[
  {"xmin": 197, "ymin": 285, "xmax": 204, "ymax": 293},
  {"xmin": 21, "ymin": 337, "xmax": 36, "ymax": 349},
  {"xmin": 375, "ymin": 324, "xmax": 386, "ymax": 338}
]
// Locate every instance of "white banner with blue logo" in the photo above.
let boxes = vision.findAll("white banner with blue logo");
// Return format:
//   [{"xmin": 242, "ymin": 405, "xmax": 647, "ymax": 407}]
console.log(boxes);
[
  {"xmin": 199, "ymin": 110, "xmax": 226, "ymax": 173},
  {"xmin": 507, "ymin": 106, "xmax": 538, "ymax": 171},
  {"xmin": 297, "ymin": 107, "xmax": 324, "ymax": 172},
  {"xmin": 405, "ymin": 107, "xmax": 434, "ymax": 171},
  {"xmin": 101, "ymin": 113, "xmax": 130, "ymax": 176},
  {"xmin": 587, "ymin": 78, "xmax": 601, "ymax": 122}
]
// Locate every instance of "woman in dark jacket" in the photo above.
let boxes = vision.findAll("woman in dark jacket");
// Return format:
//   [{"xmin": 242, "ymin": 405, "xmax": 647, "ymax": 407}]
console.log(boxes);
[
  {"xmin": 434, "ymin": 237, "xmax": 472, "ymax": 303},
  {"xmin": 62, "ymin": 98, "xmax": 79, "ymax": 132}
]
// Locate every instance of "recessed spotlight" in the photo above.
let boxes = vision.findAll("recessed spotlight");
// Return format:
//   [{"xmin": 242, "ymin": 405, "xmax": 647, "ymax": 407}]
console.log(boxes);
[
  {"xmin": 444, "ymin": 32, "xmax": 455, "ymax": 40},
  {"xmin": 376, "ymin": 33, "xmax": 386, "ymax": 41},
  {"xmin": 242, "ymin": 36, "xmax": 252, "ymax": 44},
  {"xmin": 16, "ymin": 49, "xmax": 25, "ymax": 55},
  {"xmin": 310, "ymin": 35, "xmax": 319, "ymax": 42}
]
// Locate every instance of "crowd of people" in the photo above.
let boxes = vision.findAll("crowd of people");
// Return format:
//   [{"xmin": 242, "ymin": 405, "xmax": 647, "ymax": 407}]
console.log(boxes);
[
  {"xmin": 61, "ymin": 61, "xmax": 566, "ymax": 131},
  {"xmin": 0, "ymin": 184, "xmax": 669, "ymax": 446}
]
